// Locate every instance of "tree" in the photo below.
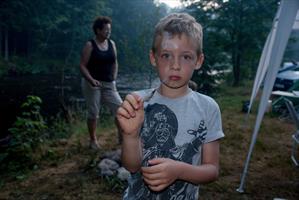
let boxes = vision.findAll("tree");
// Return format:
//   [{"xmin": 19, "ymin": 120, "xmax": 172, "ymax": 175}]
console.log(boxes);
[
  {"xmin": 0, "ymin": 0, "xmax": 166, "ymax": 76},
  {"xmin": 106, "ymin": 0, "xmax": 166, "ymax": 73},
  {"xmin": 0, "ymin": 0, "xmax": 108, "ymax": 66},
  {"xmin": 184, "ymin": 0, "xmax": 279, "ymax": 86}
]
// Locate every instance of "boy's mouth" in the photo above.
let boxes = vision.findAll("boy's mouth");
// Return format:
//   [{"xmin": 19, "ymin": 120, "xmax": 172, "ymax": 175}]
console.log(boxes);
[{"xmin": 169, "ymin": 76, "xmax": 181, "ymax": 81}]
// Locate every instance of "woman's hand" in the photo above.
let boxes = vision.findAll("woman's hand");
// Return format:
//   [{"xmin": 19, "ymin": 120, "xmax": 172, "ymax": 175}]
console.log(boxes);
[{"xmin": 90, "ymin": 79, "xmax": 101, "ymax": 87}]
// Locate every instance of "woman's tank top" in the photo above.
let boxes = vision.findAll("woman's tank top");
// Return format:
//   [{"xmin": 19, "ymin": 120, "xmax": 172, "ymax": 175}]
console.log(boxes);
[{"xmin": 87, "ymin": 39, "xmax": 116, "ymax": 82}]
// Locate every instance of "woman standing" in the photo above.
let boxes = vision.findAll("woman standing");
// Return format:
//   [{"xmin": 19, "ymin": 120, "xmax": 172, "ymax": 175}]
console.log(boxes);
[{"xmin": 80, "ymin": 16, "xmax": 122, "ymax": 150}]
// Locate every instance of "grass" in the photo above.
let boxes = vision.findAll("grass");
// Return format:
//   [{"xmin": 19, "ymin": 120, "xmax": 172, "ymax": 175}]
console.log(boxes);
[{"xmin": 0, "ymin": 81, "xmax": 299, "ymax": 200}]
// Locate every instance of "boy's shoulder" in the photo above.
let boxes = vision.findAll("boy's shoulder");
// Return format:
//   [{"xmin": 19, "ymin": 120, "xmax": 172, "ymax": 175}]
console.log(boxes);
[
  {"xmin": 189, "ymin": 91, "xmax": 221, "ymax": 113},
  {"xmin": 191, "ymin": 90, "xmax": 218, "ymax": 105}
]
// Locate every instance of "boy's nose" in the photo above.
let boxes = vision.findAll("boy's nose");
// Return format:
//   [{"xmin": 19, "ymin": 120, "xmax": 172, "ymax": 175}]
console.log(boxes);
[{"xmin": 170, "ymin": 57, "xmax": 181, "ymax": 70}]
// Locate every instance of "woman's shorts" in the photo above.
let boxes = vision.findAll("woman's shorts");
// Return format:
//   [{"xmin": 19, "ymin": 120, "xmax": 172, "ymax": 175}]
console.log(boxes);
[{"xmin": 81, "ymin": 79, "xmax": 123, "ymax": 119}]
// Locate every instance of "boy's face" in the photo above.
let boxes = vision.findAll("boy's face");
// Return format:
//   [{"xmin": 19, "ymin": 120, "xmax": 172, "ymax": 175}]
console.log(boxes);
[{"xmin": 150, "ymin": 32, "xmax": 204, "ymax": 91}]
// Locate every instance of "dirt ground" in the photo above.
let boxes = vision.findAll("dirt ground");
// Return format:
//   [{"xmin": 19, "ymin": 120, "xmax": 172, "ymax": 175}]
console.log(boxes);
[{"xmin": 0, "ymin": 102, "xmax": 299, "ymax": 200}]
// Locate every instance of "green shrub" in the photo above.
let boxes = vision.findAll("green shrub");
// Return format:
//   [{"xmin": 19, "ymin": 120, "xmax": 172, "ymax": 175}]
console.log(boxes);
[{"xmin": 1, "ymin": 95, "xmax": 48, "ymax": 173}]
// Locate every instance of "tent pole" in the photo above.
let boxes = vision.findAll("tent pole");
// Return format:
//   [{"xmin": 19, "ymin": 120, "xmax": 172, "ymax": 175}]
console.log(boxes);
[
  {"xmin": 236, "ymin": 137, "xmax": 255, "ymax": 193},
  {"xmin": 237, "ymin": 103, "xmax": 266, "ymax": 193}
]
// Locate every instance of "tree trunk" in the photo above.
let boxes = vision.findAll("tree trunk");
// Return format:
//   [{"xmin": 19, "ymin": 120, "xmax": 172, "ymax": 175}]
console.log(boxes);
[
  {"xmin": 232, "ymin": 0, "xmax": 244, "ymax": 86},
  {"xmin": 0, "ymin": 27, "xmax": 2, "ymax": 58},
  {"xmin": 233, "ymin": 53, "xmax": 241, "ymax": 86},
  {"xmin": 4, "ymin": 27, "xmax": 9, "ymax": 61},
  {"xmin": 232, "ymin": 40, "xmax": 242, "ymax": 86}
]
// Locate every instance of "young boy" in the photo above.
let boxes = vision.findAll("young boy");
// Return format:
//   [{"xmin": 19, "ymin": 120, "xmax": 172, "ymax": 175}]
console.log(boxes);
[{"xmin": 116, "ymin": 13, "xmax": 224, "ymax": 199}]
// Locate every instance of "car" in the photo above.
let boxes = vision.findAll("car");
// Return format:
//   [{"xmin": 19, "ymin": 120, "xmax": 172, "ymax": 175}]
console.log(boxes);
[{"xmin": 273, "ymin": 62, "xmax": 299, "ymax": 91}]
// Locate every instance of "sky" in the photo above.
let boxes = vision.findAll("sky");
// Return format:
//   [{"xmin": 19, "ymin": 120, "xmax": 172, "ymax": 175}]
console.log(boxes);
[{"xmin": 158, "ymin": 0, "xmax": 183, "ymax": 8}]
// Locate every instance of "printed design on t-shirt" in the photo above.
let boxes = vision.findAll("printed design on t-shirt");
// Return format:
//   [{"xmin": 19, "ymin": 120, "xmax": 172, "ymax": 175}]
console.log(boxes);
[
  {"xmin": 125, "ymin": 103, "xmax": 207, "ymax": 200},
  {"xmin": 141, "ymin": 103, "xmax": 178, "ymax": 162},
  {"xmin": 186, "ymin": 120, "xmax": 208, "ymax": 150}
]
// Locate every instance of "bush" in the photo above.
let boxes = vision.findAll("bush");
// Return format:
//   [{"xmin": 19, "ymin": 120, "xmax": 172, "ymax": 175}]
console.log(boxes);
[{"xmin": 0, "ymin": 95, "xmax": 48, "ymax": 174}]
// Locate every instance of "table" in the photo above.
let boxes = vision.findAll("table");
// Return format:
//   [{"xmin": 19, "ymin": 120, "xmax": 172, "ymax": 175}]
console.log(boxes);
[
  {"xmin": 271, "ymin": 90, "xmax": 299, "ymax": 98},
  {"xmin": 271, "ymin": 90, "xmax": 299, "ymax": 113}
]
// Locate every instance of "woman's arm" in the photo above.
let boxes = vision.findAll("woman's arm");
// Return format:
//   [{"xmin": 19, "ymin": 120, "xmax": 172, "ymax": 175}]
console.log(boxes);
[
  {"xmin": 79, "ymin": 41, "xmax": 100, "ymax": 86},
  {"xmin": 111, "ymin": 40, "xmax": 118, "ymax": 80}
]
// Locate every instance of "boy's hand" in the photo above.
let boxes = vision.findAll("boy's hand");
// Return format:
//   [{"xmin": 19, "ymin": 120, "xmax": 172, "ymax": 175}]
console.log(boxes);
[
  {"xmin": 141, "ymin": 158, "xmax": 180, "ymax": 192},
  {"xmin": 116, "ymin": 93, "xmax": 144, "ymax": 137}
]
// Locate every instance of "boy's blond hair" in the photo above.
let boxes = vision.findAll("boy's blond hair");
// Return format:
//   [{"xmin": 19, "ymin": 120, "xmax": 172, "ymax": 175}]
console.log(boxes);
[{"xmin": 152, "ymin": 13, "xmax": 203, "ymax": 55}]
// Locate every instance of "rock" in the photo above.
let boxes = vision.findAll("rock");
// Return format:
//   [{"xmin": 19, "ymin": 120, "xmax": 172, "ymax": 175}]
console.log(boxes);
[
  {"xmin": 117, "ymin": 167, "xmax": 130, "ymax": 181},
  {"xmin": 98, "ymin": 158, "xmax": 120, "ymax": 176},
  {"xmin": 98, "ymin": 149, "xmax": 130, "ymax": 181},
  {"xmin": 100, "ymin": 168, "xmax": 114, "ymax": 177},
  {"xmin": 102, "ymin": 149, "xmax": 121, "ymax": 163}
]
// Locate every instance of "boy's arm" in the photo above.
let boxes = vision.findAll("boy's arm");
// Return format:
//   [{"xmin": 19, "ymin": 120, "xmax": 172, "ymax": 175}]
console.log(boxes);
[
  {"xmin": 142, "ymin": 140, "xmax": 220, "ymax": 192},
  {"xmin": 117, "ymin": 93, "xmax": 145, "ymax": 173},
  {"xmin": 121, "ymin": 131, "xmax": 143, "ymax": 173},
  {"xmin": 178, "ymin": 140, "xmax": 220, "ymax": 183}
]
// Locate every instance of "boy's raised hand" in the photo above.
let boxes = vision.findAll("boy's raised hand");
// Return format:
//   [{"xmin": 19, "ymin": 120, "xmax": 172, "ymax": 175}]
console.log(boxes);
[{"xmin": 116, "ymin": 93, "xmax": 144, "ymax": 137}]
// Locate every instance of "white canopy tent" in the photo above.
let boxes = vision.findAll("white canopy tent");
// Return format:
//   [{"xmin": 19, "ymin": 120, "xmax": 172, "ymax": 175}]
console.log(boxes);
[{"xmin": 237, "ymin": 0, "xmax": 299, "ymax": 193}]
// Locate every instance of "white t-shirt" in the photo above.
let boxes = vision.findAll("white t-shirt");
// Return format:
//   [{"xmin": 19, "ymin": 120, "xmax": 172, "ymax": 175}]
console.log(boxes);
[{"xmin": 123, "ymin": 88, "xmax": 224, "ymax": 200}]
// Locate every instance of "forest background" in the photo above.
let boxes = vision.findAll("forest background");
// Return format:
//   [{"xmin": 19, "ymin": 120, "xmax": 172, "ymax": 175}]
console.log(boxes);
[{"xmin": 0, "ymin": 0, "xmax": 282, "ymax": 89}]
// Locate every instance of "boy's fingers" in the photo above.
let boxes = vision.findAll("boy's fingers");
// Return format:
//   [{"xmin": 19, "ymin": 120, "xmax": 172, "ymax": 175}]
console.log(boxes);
[
  {"xmin": 116, "ymin": 106, "xmax": 131, "ymax": 119},
  {"xmin": 121, "ymin": 100, "xmax": 136, "ymax": 117},
  {"xmin": 117, "ymin": 92, "xmax": 144, "ymax": 118},
  {"xmin": 148, "ymin": 158, "xmax": 164, "ymax": 165},
  {"xmin": 126, "ymin": 93, "xmax": 142, "ymax": 110},
  {"xmin": 142, "ymin": 164, "xmax": 161, "ymax": 174}
]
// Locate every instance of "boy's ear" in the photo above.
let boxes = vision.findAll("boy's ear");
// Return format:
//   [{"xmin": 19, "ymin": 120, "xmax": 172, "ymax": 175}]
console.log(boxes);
[
  {"xmin": 195, "ymin": 53, "xmax": 204, "ymax": 70},
  {"xmin": 149, "ymin": 50, "xmax": 157, "ymax": 67}
]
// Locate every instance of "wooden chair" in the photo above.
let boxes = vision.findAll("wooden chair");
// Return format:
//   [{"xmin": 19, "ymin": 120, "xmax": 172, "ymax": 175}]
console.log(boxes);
[{"xmin": 284, "ymin": 98, "xmax": 299, "ymax": 167}]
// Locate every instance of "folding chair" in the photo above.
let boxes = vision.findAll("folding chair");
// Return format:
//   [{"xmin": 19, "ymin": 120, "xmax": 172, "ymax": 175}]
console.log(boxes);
[{"xmin": 284, "ymin": 98, "xmax": 299, "ymax": 167}]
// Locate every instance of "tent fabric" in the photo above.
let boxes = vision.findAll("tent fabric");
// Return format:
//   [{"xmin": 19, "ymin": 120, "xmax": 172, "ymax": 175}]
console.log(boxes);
[
  {"xmin": 246, "ymin": 25, "xmax": 276, "ymax": 116},
  {"xmin": 237, "ymin": 0, "xmax": 299, "ymax": 193}
]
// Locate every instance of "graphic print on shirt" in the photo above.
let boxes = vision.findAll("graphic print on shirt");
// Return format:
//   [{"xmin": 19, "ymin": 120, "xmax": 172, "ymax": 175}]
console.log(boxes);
[{"xmin": 125, "ymin": 103, "xmax": 207, "ymax": 200}]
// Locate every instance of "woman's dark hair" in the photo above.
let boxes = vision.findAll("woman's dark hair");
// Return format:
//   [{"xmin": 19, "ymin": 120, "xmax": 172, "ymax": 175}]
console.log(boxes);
[{"xmin": 92, "ymin": 16, "xmax": 112, "ymax": 34}]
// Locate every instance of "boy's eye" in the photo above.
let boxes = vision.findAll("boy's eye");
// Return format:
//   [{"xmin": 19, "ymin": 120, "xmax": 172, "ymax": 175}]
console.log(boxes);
[
  {"xmin": 182, "ymin": 55, "xmax": 193, "ymax": 60},
  {"xmin": 161, "ymin": 53, "xmax": 171, "ymax": 59}
]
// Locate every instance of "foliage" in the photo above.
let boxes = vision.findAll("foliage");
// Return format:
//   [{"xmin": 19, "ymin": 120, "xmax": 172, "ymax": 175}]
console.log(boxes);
[
  {"xmin": 0, "ymin": 0, "xmax": 283, "ymax": 89},
  {"xmin": 0, "ymin": 0, "xmax": 107, "ymax": 68},
  {"xmin": 184, "ymin": 0, "xmax": 279, "ymax": 86},
  {"xmin": 101, "ymin": 176, "xmax": 127, "ymax": 193},
  {"xmin": 1, "ymin": 96, "xmax": 47, "ymax": 169},
  {"xmin": 192, "ymin": 65, "xmax": 222, "ymax": 95},
  {"xmin": 0, "ymin": 0, "xmax": 166, "ymax": 76},
  {"xmin": 106, "ymin": 0, "xmax": 166, "ymax": 73},
  {"xmin": 0, "ymin": 59, "xmax": 9, "ymax": 76},
  {"xmin": 47, "ymin": 113, "xmax": 72, "ymax": 139},
  {"xmin": 0, "ymin": 95, "xmax": 76, "ymax": 178}
]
